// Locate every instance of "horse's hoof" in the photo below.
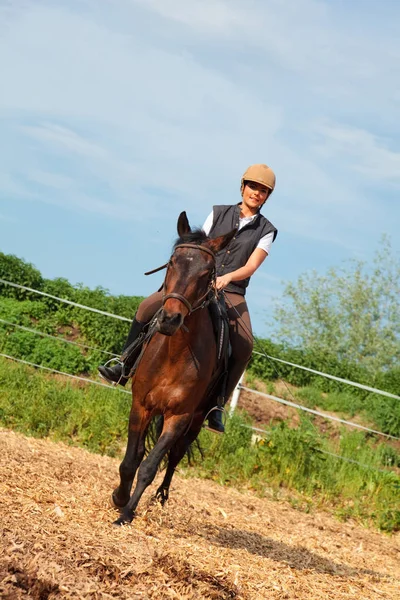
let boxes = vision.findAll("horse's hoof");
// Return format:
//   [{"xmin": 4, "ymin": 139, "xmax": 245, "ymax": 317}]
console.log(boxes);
[
  {"xmin": 112, "ymin": 517, "xmax": 127, "ymax": 527},
  {"xmin": 112, "ymin": 513, "xmax": 133, "ymax": 527},
  {"xmin": 110, "ymin": 491, "xmax": 128, "ymax": 509},
  {"xmin": 154, "ymin": 487, "xmax": 169, "ymax": 506}
]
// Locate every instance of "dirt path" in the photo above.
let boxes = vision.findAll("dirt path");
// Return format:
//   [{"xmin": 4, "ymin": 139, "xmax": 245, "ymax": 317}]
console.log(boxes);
[{"xmin": 0, "ymin": 429, "xmax": 399, "ymax": 599}]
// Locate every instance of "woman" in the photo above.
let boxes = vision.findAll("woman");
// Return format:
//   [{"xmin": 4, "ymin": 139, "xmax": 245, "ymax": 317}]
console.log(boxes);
[{"xmin": 98, "ymin": 163, "xmax": 278, "ymax": 433}]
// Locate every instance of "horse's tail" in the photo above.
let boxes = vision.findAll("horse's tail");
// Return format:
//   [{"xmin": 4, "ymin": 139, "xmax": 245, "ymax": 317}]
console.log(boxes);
[
  {"xmin": 185, "ymin": 434, "xmax": 204, "ymax": 465},
  {"xmin": 145, "ymin": 415, "xmax": 204, "ymax": 467},
  {"xmin": 145, "ymin": 415, "xmax": 164, "ymax": 455}
]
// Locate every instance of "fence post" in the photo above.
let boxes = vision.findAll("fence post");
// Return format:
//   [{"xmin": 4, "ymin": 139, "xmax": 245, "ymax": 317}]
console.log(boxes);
[{"xmin": 229, "ymin": 371, "xmax": 245, "ymax": 416}]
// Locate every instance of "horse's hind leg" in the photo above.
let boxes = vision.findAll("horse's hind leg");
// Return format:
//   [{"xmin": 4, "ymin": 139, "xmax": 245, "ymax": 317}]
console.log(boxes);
[
  {"xmin": 155, "ymin": 422, "xmax": 203, "ymax": 505},
  {"xmin": 112, "ymin": 405, "xmax": 151, "ymax": 509},
  {"xmin": 114, "ymin": 414, "xmax": 191, "ymax": 525}
]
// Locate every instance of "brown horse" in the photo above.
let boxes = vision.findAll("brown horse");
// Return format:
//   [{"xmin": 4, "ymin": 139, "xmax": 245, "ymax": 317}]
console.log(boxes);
[{"xmin": 111, "ymin": 212, "xmax": 236, "ymax": 525}]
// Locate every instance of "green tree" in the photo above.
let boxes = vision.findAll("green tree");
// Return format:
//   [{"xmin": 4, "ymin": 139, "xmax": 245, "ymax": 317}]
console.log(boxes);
[{"xmin": 273, "ymin": 237, "xmax": 400, "ymax": 371}]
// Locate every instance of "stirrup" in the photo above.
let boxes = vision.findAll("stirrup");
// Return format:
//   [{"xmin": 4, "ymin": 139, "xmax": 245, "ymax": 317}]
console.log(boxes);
[
  {"xmin": 99, "ymin": 357, "xmax": 126, "ymax": 387},
  {"xmin": 203, "ymin": 406, "xmax": 225, "ymax": 421},
  {"xmin": 203, "ymin": 406, "xmax": 226, "ymax": 433}
]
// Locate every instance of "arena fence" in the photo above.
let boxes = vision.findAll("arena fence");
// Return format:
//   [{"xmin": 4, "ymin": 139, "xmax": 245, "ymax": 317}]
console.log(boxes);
[{"xmin": 1, "ymin": 277, "xmax": 399, "ymax": 476}]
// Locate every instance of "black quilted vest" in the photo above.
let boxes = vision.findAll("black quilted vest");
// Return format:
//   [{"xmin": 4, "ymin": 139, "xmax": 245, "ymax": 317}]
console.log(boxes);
[{"xmin": 209, "ymin": 204, "xmax": 277, "ymax": 295}]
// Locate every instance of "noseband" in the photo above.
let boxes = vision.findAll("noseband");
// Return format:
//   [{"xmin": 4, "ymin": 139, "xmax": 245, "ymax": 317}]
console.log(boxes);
[{"xmin": 162, "ymin": 244, "xmax": 216, "ymax": 315}]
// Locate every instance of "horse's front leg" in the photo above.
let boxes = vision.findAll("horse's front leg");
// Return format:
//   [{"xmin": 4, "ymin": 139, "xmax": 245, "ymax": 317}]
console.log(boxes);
[
  {"xmin": 112, "ymin": 404, "xmax": 151, "ymax": 509},
  {"xmin": 114, "ymin": 413, "xmax": 192, "ymax": 526}
]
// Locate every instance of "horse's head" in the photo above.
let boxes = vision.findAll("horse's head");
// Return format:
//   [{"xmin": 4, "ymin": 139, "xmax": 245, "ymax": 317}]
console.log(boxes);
[{"xmin": 157, "ymin": 212, "xmax": 236, "ymax": 336}]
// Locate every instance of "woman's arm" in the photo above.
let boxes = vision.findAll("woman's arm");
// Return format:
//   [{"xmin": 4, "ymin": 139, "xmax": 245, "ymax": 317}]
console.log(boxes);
[
  {"xmin": 202, "ymin": 211, "xmax": 214, "ymax": 235},
  {"xmin": 215, "ymin": 248, "xmax": 268, "ymax": 291}
]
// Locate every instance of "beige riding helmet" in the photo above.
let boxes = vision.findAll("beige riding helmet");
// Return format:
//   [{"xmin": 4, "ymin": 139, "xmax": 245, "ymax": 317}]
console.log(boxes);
[{"xmin": 240, "ymin": 164, "xmax": 276, "ymax": 195}]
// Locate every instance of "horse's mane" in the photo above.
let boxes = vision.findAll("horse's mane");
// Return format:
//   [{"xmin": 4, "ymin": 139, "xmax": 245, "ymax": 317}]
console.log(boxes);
[{"xmin": 174, "ymin": 228, "xmax": 208, "ymax": 248}]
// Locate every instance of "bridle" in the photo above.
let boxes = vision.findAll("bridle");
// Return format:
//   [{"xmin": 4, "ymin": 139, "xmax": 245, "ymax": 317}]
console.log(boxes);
[{"xmin": 161, "ymin": 243, "xmax": 216, "ymax": 315}]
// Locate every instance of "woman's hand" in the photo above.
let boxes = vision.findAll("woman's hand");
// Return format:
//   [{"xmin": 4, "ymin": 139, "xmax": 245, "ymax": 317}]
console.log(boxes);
[{"xmin": 215, "ymin": 274, "xmax": 232, "ymax": 291}]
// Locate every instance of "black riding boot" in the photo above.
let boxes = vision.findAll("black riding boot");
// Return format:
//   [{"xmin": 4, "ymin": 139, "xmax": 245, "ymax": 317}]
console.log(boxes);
[
  {"xmin": 98, "ymin": 318, "xmax": 147, "ymax": 387},
  {"xmin": 204, "ymin": 368, "xmax": 229, "ymax": 434},
  {"xmin": 206, "ymin": 408, "xmax": 225, "ymax": 434}
]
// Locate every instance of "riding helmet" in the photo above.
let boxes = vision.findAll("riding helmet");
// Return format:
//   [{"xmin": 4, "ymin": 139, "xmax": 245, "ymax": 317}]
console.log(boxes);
[{"xmin": 241, "ymin": 164, "xmax": 276, "ymax": 195}]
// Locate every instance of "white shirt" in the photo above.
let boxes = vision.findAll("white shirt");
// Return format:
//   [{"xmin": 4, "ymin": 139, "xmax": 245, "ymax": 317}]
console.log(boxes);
[{"xmin": 202, "ymin": 211, "xmax": 274, "ymax": 255}]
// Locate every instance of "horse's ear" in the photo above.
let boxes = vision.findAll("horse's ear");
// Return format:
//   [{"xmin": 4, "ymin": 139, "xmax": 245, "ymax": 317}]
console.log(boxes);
[
  {"xmin": 206, "ymin": 228, "xmax": 237, "ymax": 254},
  {"xmin": 177, "ymin": 211, "xmax": 191, "ymax": 237}
]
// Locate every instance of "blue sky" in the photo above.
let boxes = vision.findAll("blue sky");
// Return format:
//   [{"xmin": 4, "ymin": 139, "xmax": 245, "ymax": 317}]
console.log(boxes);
[{"xmin": 0, "ymin": 0, "xmax": 399, "ymax": 336}]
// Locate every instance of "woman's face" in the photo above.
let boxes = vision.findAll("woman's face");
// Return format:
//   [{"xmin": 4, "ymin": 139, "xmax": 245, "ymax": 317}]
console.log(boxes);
[{"xmin": 242, "ymin": 181, "xmax": 271, "ymax": 209}]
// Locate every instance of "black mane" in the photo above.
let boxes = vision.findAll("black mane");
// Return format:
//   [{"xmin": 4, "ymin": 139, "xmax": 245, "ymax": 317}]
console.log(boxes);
[{"xmin": 174, "ymin": 227, "xmax": 208, "ymax": 248}]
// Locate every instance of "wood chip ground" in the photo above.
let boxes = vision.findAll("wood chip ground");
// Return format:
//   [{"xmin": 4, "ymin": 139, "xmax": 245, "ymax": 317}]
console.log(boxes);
[{"xmin": 0, "ymin": 429, "xmax": 399, "ymax": 599}]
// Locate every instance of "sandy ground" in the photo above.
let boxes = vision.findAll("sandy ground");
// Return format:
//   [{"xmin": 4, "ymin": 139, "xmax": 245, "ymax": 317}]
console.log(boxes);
[{"xmin": 0, "ymin": 428, "xmax": 399, "ymax": 599}]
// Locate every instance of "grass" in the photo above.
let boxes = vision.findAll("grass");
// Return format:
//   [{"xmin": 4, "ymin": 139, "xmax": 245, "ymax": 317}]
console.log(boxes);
[
  {"xmin": 191, "ymin": 415, "xmax": 400, "ymax": 532},
  {"xmin": 0, "ymin": 356, "xmax": 399, "ymax": 533},
  {"xmin": 0, "ymin": 357, "xmax": 131, "ymax": 456}
]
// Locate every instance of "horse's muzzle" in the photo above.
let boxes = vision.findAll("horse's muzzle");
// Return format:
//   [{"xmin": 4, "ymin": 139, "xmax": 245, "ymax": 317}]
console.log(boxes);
[{"xmin": 156, "ymin": 309, "xmax": 184, "ymax": 336}]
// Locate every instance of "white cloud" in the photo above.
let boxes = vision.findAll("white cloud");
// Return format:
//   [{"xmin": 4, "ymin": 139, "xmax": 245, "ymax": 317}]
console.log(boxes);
[
  {"xmin": 128, "ymin": 0, "xmax": 243, "ymax": 33},
  {"xmin": 312, "ymin": 122, "xmax": 400, "ymax": 184},
  {"xmin": 0, "ymin": 213, "xmax": 15, "ymax": 222},
  {"xmin": 0, "ymin": 0, "xmax": 399, "ymax": 338},
  {"xmin": 129, "ymin": 0, "xmax": 400, "ymax": 112},
  {"xmin": 0, "ymin": 3, "xmax": 284, "ymax": 219},
  {"xmin": 256, "ymin": 271, "xmax": 282, "ymax": 284},
  {"xmin": 21, "ymin": 124, "xmax": 108, "ymax": 159},
  {"xmin": 0, "ymin": 0, "xmax": 398, "ymax": 251},
  {"xmin": 25, "ymin": 170, "xmax": 75, "ymax": 190}
]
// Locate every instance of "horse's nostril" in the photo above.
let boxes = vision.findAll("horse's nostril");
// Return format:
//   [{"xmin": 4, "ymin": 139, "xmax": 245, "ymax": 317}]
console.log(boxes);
[
  {"xmin": 168, "ymin": 313, "xmax": 183, "ymax": 327},
  {"xmin": 157, "ymin": 310, "xmax": 183, "ymax": 335}
]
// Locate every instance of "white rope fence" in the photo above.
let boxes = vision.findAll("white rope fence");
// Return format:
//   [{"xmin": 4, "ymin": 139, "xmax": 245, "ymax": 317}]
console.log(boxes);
[
  {"xmin": 0, "ymin": 274, "xmax": 399, "ymax": 480},
  {"xmin": 0, "ymin": 352, "xmax": 131, "ymax": 395},
  {"xmin": 0, "ymin": 319, "xmax": 399, "ymax": 442},
  {"xmin": 253, "ymin": 351, "xmax": 400, "ymax": 400},
  {"xmin": 315, "ymin": 449, "xmax": 397, "ymax": 474},
  {"xmin": 1, "ymin": 350, "xmax": 397, "ymax": 478},
  {"xmin": 240, "ymin": 424, "xmax": 397, "ymax": 475},
  {"xmin": 1, "ymin": 277, "xmax": 398, "ymax": 400},
  {"xmin": 0, "ymin": 318, "xmax": 117, "ymax": 356},
  {"xmin": 238, "ymin": 385, "xmax": 400, "ymax": 441},
  {"xmin": 0, "ymin": 279, "xmax": 131, "ymax": 321},
  {"xmin": 2, "ymin": 275, "xmax": 400, "ymax": 477}
]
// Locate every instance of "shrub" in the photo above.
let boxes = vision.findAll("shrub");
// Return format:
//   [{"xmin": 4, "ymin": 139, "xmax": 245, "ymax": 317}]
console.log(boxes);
[{"xmin": 0, "ymin": 252, "xmax": 44, "ymax": 299}]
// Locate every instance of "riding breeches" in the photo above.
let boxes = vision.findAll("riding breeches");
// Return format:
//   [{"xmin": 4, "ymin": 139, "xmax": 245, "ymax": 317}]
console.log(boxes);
[{"xmin": 134, "ymin": 290, "xmax": 253, "ymax": 403}]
